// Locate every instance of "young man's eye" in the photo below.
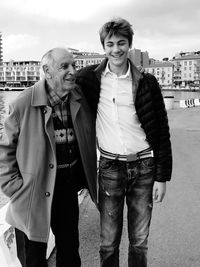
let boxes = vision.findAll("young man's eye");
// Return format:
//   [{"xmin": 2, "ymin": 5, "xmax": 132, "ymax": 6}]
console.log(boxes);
[
  {"xmin": 118, "ymin": 42, "xmax": 126, "ymax": 46},
  {"xmin": 106, "ymin": 43, "xmax": 113, "ymax": 47}
]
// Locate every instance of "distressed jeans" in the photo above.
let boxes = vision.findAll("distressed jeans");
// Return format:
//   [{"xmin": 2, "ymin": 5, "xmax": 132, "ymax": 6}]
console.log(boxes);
[{"xmin": 98, "ymin": 156, "xmax": 155, "ymax": 267}]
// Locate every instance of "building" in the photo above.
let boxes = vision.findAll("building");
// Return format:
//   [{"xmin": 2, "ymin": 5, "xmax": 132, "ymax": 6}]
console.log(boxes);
[
  {"xmin": 170, "ymin": 51, "xmax": 200, "ymax": 88},
  {"xmin": 74, "ymin": 54, "xmax": 105, "ymax": 70},
  {"xmin": 145, "ymin": 61, "xmax": 174, "ymax": 88},
  {"xmin": 0, "ymin": 60, "xmax": 40, "ymax": 88},
  {"xmin": 0, "ymin": 33, "xmax": 2, "ymax": 65},
  {"xmin": 129, "ymin": 48, "xmax": 150, "ymax": 68},
  {"xmin": 68, "ymin": 47, "xmax": 100, "ymax": 57}
]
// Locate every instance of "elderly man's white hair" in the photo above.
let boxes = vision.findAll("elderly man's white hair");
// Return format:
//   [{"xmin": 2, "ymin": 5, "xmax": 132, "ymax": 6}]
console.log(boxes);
[{"xmin": 39, "ymin": 47, "xmax": 70, "ymax": 79}]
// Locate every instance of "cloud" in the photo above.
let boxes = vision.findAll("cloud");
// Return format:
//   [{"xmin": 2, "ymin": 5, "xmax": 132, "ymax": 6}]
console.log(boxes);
[
  {"xmin": 134, "ymin": 32, "xmax": 200, "ymax": 60},
  {"xmin": 1, "ymin": 0, "xmax": 132, "ymax": 22},
  {"xmin": 3, "ymin": 34, "xmax": 39, "ymax": 60},
  {"xmin": 1, "ymin": 0, "xmax": 200, "ymax": 61},
  {"xmin": 67, "ymin": 41, "xmax": 103, "ymax": 53}
]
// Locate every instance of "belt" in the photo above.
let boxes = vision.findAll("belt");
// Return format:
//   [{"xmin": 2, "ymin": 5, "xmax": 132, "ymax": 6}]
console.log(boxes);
[
  {"xmin": 57, "ymin": 159, "xmax": 78, "ymax": 169},
  {"xmin": 99, "ymin": 147, "xmax": 154, "ymax": 162}
]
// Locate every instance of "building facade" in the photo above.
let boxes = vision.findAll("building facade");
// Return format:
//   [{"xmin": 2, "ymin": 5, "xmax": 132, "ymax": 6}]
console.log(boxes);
[
  {"xmin": 0, "ymin": 33, "xmax": 2, "ymax": 65},
  {"xmin": 129, "ymin": 48, "xmax": 150, "ymax": 68},
  {"xmin": 74, "ymin": 54, "xmax": 105, "ymax": 70},
  {"xmin": 145, "ymin": 62, "xmax": 174, "ymax": 88},
  {"xmin": 0, "ymin": 60, "xmax": 40, "ymax": 88},
  {"xmin": 170, "ymin": 51, "xmax": 200, "ymax": 88}
]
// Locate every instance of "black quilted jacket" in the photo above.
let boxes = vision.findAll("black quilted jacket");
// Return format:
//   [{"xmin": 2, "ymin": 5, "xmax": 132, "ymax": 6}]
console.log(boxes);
[{"xmin": 76, "ymin": 59, "xmax": 172, "ymax": 182}]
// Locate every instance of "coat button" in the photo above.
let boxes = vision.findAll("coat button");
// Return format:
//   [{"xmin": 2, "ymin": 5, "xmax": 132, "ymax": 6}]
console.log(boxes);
[
  {"xmin": 43, "ymin": 108, "xmax": 47, "ymax": 114},
  {"xmin": 49, "ymin": 163, "xmax": 54, "ymax": 168},
  {"xmin": 45, "ymin": 192, "xmax": 50, "ymax": 197}
]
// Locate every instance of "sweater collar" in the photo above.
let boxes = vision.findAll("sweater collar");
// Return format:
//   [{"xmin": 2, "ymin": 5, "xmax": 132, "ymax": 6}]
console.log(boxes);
[
  {"xmin": 31, "ymin": 78, "xmax": 81, "ymax": 107},
  {"xmin": 94, "ymin": 58, "xmax": 142, "ymax": 84}
]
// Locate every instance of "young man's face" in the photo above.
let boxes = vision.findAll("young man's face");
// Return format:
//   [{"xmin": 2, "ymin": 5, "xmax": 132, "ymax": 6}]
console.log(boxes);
[{"xmin": 103, "ymin": 34, "xmax": 130, "ymax": 72}]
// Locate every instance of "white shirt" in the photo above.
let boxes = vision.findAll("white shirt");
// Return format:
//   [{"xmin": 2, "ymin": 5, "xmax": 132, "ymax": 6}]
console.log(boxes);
[{"xmin": 96, "ymin": 63, "xmax": 149, "ymax": 155}]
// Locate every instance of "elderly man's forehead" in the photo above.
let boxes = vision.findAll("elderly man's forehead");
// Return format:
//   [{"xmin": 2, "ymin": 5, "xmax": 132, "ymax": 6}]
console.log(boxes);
[{"xmin": 52, "ymin": 48, "xmax": 72, "ymax": 61}]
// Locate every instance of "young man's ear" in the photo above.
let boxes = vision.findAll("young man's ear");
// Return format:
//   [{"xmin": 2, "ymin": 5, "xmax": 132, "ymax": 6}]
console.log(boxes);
[
  {"xmin": 137, "ymin": 65, "xmax": 145, "ymax": 74},
  {"xmin": 43, "ymin": 65, "xmax": 52, "ymax": 79}
]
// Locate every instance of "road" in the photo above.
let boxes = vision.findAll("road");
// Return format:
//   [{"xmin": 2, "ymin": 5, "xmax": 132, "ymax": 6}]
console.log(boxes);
[{"xmin": 48, "ymin": 106, "xmax": 200, "ymax": 267}]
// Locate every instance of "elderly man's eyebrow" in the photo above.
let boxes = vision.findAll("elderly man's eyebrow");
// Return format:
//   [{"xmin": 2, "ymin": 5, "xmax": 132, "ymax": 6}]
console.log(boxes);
[{"xmin": 60, "ymin": 62, "xmax": 69, "ymax": 69}]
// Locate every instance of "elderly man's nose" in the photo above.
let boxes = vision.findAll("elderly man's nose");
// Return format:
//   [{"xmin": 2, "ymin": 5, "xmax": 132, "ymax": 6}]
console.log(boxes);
[{"xmin": 68, "ymin": 65, "xmax": 76, "ymax": 74}]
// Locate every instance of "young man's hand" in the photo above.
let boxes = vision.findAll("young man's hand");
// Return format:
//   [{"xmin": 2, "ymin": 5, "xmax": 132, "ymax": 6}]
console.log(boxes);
[{"xmin": 152, "ymin": 181, "xmax": 166, "ymax": 203}]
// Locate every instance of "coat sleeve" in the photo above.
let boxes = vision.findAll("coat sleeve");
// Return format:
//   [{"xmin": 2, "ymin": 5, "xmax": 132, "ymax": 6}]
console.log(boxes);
[
  {"xmin": 147, "ymin": 74, "xmax": 172, "ymax": 182},
  {"xmin": 0, "ymin": 104, "xmax": 23, "ymax": 197}
]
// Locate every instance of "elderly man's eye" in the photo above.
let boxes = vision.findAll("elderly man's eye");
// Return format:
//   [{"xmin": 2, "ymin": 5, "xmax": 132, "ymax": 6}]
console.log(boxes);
[{"xmin": 61, "ymin": 63, "xmax": 69, "ymax": 69}]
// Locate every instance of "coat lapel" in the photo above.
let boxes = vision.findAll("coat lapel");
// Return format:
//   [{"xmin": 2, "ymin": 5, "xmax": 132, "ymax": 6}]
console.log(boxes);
[
  {"xmin": 94, "ymin": 58, "xmax": 108, "ymax": 82},
  {"xmin": 70, "ymin": 86, "xmax": 82, "ymax": 124}
]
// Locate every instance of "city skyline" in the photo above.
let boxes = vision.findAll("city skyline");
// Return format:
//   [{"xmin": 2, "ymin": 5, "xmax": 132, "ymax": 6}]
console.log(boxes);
[{"xmin": 0, "ymin": 0, "xmax": 200, "ymax": 62}]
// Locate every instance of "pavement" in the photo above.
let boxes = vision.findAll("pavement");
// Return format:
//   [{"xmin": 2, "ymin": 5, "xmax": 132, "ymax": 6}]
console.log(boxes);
[
  {"xmin": 48, "ymin": 106, "xmax": 200, "ymax": 267},
  {"xmin": 1, "ymin": 106, "xmax": 200, "ymax": 266}
]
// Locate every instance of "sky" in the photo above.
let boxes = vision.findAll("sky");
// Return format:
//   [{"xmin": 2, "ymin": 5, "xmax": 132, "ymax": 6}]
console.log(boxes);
[{"xmin": 0, "ymin": 0, "xmax": 200, "ymax": 62}]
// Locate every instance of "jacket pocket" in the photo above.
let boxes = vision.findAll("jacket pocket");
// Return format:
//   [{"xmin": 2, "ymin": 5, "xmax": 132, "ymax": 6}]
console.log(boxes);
[{"xmin": 2, "ymin": 175, "xmax": 23, "ymax": 198}]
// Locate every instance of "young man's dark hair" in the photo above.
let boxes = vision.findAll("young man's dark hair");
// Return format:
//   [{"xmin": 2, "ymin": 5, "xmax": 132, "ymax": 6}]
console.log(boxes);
[{"xmin": 99, "ymin": 17, "xmax": 134, "ymax": 48}]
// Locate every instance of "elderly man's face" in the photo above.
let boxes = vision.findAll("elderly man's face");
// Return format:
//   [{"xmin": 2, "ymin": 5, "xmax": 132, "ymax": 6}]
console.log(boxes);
[{"xmin": 49, "ymin": 49, "xmax": 76, "ymax": 96}]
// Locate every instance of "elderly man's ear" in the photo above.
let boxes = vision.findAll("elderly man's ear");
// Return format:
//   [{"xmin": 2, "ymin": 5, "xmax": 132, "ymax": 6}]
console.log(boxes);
[{"xmin": 43, "ymin": 65, "xmax": 52, "ymax": 79}]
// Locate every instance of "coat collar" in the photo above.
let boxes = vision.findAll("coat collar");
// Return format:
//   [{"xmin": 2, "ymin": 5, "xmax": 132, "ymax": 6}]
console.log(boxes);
[
  {"xmin": 31, "ymin": 79, "xmax": 49, "ymax": 107},
  {"xmin": 94, "ymin": 57, "xmax": 142, "ymax": 86},
  {"xmin": 31, "ymin": 78, "xmax": 82, "ymax": 107}
]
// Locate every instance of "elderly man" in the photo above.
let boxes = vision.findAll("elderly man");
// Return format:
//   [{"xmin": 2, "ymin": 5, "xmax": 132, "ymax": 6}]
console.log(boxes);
[{"xmin": 0, "ymin": 47, "xmax": 97, "ymax": 267}]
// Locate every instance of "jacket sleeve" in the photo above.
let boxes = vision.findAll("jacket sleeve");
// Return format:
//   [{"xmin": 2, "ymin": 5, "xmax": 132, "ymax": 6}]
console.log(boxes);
[
  {"xmin": 0, "ymin": 104, "xmax": 23, "ymax": 197},
  {"xmin": 147, "ymin": 74, "xmax": 172, "ymax": 182},
  {"xmin": 76, "ymin": 66, "xmax": 100, "ymax": 115}
]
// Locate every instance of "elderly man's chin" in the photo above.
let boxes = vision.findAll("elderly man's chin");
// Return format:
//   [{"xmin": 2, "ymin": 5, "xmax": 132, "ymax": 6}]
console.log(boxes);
[{"xmin": 64, "ymin": 82, "xmax": 76, "ymax": 91}]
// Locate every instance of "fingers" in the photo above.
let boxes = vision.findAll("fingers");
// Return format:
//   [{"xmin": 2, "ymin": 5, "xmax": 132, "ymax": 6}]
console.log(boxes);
[{"xmin": 153, "ymin": 182, "xmax": 166, "ymax": 203}]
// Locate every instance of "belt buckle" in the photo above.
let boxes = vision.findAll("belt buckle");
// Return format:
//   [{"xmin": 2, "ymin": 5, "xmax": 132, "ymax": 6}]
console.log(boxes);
[{"xmin": 126, "ymin": 154, "xmax": 137, "ymax": 162}]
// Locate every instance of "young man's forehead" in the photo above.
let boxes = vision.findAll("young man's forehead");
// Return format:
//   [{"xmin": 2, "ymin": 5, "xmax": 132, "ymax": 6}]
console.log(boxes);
[{"xmin": 105, "ymin": 34, "xmax": 129, "ymax": 42}]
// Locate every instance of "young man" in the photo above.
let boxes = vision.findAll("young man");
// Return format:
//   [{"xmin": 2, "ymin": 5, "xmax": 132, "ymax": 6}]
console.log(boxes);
[
  {"xmin": 0, "ymin": 47, "xmax": 97, "ymax": 267},
  {"xmin": 76, "ymin": 18, "xmax": 172, "ymax": 267}
]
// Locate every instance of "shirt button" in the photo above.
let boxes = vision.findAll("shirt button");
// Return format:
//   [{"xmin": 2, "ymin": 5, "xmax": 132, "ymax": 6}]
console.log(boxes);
[
  {"xmin": 49, "ymin": 163, "xmax": 54, "ymax": 168},
  {"xmin": 45, "ymin": 192, "xmax": 50, "ymax": 197},
  {"xmin": 113, "ymin": 98, "xmax": 115, "ymax": 103}
]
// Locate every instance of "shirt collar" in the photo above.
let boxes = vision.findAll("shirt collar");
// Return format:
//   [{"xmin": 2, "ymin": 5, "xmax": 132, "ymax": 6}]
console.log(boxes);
[
  {"xmin": 103, "ymin": 61, "xmax": 131, "ymax": 79},
  {"xmin": 46, "ymin": 86, "xmax": 68, "ymax": 107}
]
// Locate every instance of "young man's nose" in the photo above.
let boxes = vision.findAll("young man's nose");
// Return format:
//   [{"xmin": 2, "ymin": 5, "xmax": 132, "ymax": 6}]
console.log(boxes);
[{"xmin": 112, "ymin": 44, "xmax": 120, "ymax": 53}]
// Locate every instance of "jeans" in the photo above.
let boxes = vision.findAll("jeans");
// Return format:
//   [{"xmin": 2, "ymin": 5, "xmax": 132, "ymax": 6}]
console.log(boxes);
[{"xmin": 98, "ymin": 156, "xmax": 155, "ymax": 267}]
